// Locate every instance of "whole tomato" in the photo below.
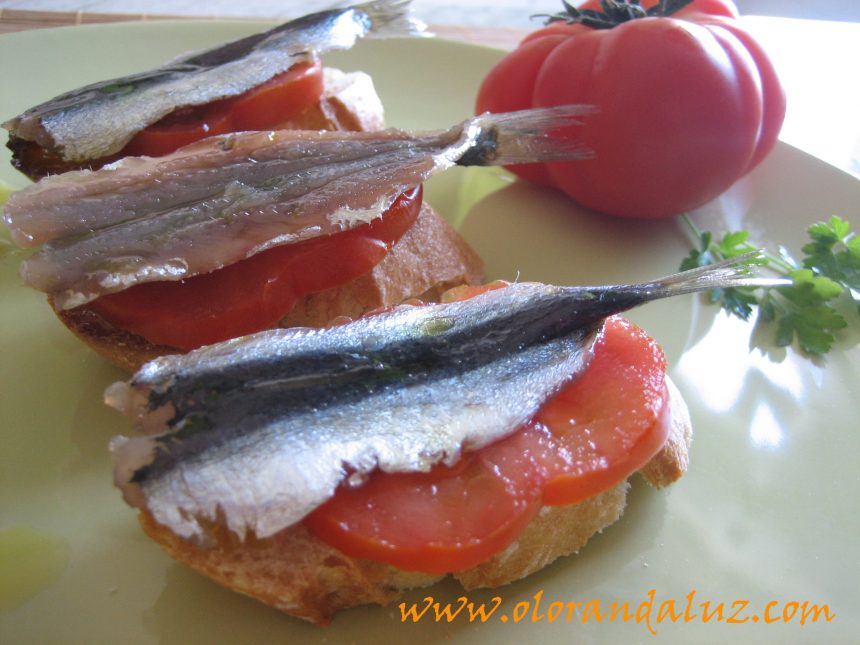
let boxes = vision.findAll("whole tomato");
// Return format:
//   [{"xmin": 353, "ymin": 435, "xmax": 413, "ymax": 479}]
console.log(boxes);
[{"xmin": 475, "ymin": 0, "xmax": 785, "ymax": 218}]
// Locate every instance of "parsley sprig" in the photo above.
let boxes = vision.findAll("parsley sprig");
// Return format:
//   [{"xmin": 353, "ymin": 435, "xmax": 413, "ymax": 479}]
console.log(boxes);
[{"xmin": 680, "ymin": 215, "xmax": 859, "ymax": 355}]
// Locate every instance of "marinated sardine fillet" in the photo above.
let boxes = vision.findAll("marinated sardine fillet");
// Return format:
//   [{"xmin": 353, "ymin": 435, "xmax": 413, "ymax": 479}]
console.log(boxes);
[
  {"xmin": 109, "ymin": 259, "xmax": 779, "ymax": 542},
  {"xmin": 2, "ymin": 0, "xmax": 425, "ymax": 162},
  {"xmin": 4, "ymin": 107, "xmax": 592, "ymax": 309}
]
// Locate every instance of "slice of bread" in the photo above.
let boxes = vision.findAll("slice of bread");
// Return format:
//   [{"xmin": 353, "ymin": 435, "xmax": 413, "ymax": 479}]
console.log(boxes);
[
  {"xmin": 136, "ymin": 378, "xmax": 691, "ymax": 625},
  {"xmin": 55, "ymin": 203, "xmax": 483, "ymax": 372},
  {"xmin": 294, "ymin": 68, "xmax": 386, "ymax": 133}
]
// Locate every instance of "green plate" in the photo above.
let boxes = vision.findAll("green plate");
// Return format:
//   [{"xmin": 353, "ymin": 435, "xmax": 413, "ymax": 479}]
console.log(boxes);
[{"xmin": 1, "ymin": 21, "xmax": 858, "ymax": 644}]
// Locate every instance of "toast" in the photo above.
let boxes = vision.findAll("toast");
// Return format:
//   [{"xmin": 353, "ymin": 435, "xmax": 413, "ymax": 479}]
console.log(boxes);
[{"xmin": 136, "ymin": 378, "xmax": 690, "ymax": 625}]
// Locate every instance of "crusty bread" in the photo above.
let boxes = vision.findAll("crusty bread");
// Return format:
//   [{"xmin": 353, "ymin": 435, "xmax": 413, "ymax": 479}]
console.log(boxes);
[
  {"xmin": 55, "ymin": 203, "xmax": 483, "ymax": 372},
  {"xmin": 293, "ymin": 68, "xmax": 386, "ymax": 133},
  {"xmin": 137, "ymin": 378, "xmax": 691, "ymax": 625}
]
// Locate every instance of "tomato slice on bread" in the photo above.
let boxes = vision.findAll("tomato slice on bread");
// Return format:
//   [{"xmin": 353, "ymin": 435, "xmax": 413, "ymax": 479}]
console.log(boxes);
[
  {"xmin": 88, "ymin": 186, "xmax": 423, "ymax": 350},
  {"xmin": 303, "ymin": 441, "xmax": 545, "ymax": 574},
  {"xmin": 535, "ymin": 316, "xmax": 669, "ymax": 506},
  {"xmin": 122, "ymin": 59, "xmax": 324, "ymax": 158},
  {"xmin": 304, "ymin": 290, "xmax": 671, "ymax": 574}
]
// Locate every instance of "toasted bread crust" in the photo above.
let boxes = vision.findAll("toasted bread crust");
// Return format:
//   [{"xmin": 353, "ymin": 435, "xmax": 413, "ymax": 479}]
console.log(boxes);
[
  {"xmin": 54, "ymin": 204, "xmax": 482, "ymax": 372},
  {"xmin": 54, "ymin": 302, "xmax": 176, "ymax": 373},
  {"xmin": 136, "ymin": 378, "xmax": 691, "ymax": 625},
  {"xmin": 640, "ymin": 379, "xmax": 692, "ymax": 488}
]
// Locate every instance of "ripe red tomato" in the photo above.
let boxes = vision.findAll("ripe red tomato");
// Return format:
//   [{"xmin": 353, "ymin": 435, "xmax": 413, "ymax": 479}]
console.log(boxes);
[
  {"xmin": 304, "ymin": 312, "xmax": 669, "ymax": 574},
  {"xmin": 475, "ymin": 0, "xmax": 784, "ymax": 218},
  {"xmin": 122, "ymin": 59, "xmax": 324, "ymax": 158},
  {"xmin": 87, "ymin": 186, "xmax": 422, "ymax": 350}
]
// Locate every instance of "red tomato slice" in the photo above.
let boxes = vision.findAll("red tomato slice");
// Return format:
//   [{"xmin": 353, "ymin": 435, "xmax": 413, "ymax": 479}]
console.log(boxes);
[
  {"xmin": 533, "ymin": 316, "xmax": 669, "ymax": 505},
  {"xmin": 304, "ymin": 310, "xmax": 670, "ymax": 574},
  {"xmin": 229, "ymin": 60, "xmax": 325, "ymax": 131},
  {"xmin": 122, "ymin": 60, "xmax": 324, "ymax": 158},
  {"xmin": 120, "ymin": 102, "xmax": 235, "ymax": 158},
  {"xmin": 303, "ymin": 439, "xmax": 545, "ymax": 575},
  {"xmin": 87, "ymin": 186, "xmax": 422, "ymax": 350}
]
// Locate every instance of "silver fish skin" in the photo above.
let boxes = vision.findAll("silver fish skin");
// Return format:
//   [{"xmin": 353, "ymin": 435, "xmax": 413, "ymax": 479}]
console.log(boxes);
[
  {"xmin": 2, "ymin": 0, "xmax": 426, "ymax": 162},
  {"xmin": 5, "ymin": 106, "xmax": 592, "ymax": 310},
  {"xmin": 108, "ymin": 258, "xmax": 779, "ymax": 542}
]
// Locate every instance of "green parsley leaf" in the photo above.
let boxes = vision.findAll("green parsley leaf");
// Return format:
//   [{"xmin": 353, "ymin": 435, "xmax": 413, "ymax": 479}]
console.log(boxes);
[{"xmin": 680, "ymin": 214, "xmax": 859, "ymax": 357}]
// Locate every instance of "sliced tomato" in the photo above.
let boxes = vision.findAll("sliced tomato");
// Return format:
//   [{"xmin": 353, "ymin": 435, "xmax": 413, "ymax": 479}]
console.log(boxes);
[
  {"xmin": 122, "ymin": 59, "xmax": 324, "ymax": 158},
  {"xmin": 303, "ymin": 437, "xmax": 545, "ymax": 574},
  {"xmin": 533, "ymin": 316, "xmax": 669, "ymax": 505},
  {"xmin": 120, "ymin": 102, "xmax": 235, "ymax": 158},
  {"xmin": 304, "ymin": 305, "xmax": 670, "ymax": 574},
  {"xmin": 228, "ymin": 60, "xmax": 324, "ymax": 131},
  {"xmin": 87, "ymin": 186, "xmax": 422, "ymax": 350}
]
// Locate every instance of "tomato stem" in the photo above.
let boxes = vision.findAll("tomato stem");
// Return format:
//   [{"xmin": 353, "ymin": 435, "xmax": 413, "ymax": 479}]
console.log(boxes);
[{"xmin": 535, "ymin": 0, "xmax": 697, "ymax": 29}]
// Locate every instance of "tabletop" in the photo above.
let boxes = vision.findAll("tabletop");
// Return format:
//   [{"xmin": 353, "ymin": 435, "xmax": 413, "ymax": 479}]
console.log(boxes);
[{"xmin": 0, "ymin": 2, "xmax": 858, "ymax": 178}]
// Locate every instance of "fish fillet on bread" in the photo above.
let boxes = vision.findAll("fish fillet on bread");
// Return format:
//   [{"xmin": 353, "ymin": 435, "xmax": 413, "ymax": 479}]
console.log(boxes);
[
  {"xmin": 0, "ymin": 2, "xmax": 486, "ymax": 372},
  {"xmin": 47, "ymin": 68, "xmax": 483, "ymax": 373},
  {"xmin": 11, "ymin": 69, "xmax": 483, "ymax": 372},
  {"xmin": 54, "ymin": 200, "xmax": 483, "ymax": 372},
  {"xmin": 2, "ymin": 107, "xmax": 595, "ymax": 371},
  {"xmin": 106, "ymin": 260, "xmax": 770, "ymax": 624},
  {"xmin": 2, "ymin": 0, "xmax": 426, "ymax": 179},
  {"xmin": 135, "ymin": 378, "xmax": 690, "ymax": 624}
]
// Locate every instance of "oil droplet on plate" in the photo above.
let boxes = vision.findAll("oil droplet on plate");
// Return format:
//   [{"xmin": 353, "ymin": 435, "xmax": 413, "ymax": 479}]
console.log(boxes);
[{"xmin": 0, "ymin": 526, "xmax": 70, "ymax": 611}]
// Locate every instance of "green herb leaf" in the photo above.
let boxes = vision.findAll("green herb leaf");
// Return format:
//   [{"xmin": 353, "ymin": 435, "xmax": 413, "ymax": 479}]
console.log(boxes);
[{"xmin": 680, "ymin": 214, "xmax": 859, "ymax": 357}]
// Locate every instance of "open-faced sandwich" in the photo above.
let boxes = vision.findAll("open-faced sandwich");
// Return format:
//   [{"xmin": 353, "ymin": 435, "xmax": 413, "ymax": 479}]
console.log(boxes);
[
  {"xmin": 2, "ymin": 107, "xmax": 592, "ymax": 371},
  {"xmin": 106, "ymin": 257, "xmax": 771, "ymax": 624},
  {"xmin": 2, "ymin": 0, "xmax": 423, "ymax": 178},
  {"xmin": 1, "ymin": 1, "xmax": 494, "ymax": 372}
]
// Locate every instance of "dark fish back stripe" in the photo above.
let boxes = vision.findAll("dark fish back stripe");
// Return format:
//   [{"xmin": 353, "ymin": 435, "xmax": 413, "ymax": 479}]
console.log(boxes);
[{"xmin": 148, "ymin": 285, "xmax": 649, "ymax": 435}]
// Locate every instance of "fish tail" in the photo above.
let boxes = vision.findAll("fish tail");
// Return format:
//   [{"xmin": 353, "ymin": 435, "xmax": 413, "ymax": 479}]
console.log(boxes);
[
  {"xmin": 457, "ymin": 106, "xmax": 595, "ymax": 167},
  {"xmin": 564, "ymin": 252, "xmax": 790, "ymax": 320},
  {"xmin": 638, "ymin": 252, "xmax": 789, "ymax": 299},
  {"xmin": 358, "ymin": 0, "xmax": 429, "ymax": 38}
]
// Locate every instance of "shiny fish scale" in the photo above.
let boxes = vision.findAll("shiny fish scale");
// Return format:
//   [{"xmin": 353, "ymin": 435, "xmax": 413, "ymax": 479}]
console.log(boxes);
[
  {"xmin": 2, "ymin": 0, "xmax": 424, "ymax": 161},
  {"xmin": 21, "ymin": 137, "xmax": 445, "ymax": 308},
  {"xmin": 129, "ymin": 333, "xmax": 592, "ymax": 540}
]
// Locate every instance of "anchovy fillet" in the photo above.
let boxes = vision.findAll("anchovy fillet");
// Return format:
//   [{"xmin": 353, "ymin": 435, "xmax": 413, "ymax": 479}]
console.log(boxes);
[
  {"xmin": 2, "ymin": 0, "xmax": 426, "ymax": 161},
  {"xmin": 3, "ymin": 107, "xmax": 592, "ymax": 309},
  {"xmin": 108, "ymin": 258, "xmax": 783, "ymax": 542}
]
